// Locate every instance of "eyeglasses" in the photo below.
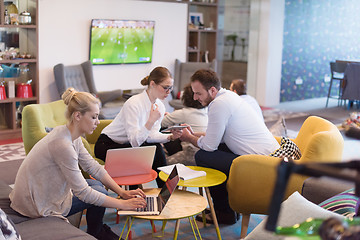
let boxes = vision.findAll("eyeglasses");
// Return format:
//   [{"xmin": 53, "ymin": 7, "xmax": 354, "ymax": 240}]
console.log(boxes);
[{"xmin": 159, "ymin": 84, "xmax": 173, "ymax": 92}]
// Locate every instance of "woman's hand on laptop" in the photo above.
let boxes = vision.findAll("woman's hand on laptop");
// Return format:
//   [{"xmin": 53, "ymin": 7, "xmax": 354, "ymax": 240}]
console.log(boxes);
[
  {"xmin": 122, "ymin": 188, "xmax": 146, "ymax": 199},
  {"xmin": 117, "ymin": 188, "xmax": 146, "ymax": 209},
  {"xmin": 120, "ymin": 197, "xmax": 147, "ymax": 210}
]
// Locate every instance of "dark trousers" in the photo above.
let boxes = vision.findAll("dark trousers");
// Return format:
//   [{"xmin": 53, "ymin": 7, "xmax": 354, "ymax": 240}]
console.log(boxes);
[
  {"xmin": 195, "ymin": 144, "xmax": 239, "ymax": 214},
  {"xmin": 66, "ymin": 179, "xmax": 108, "ymax": 238},
  {"xmin": 163, "ymin": 139, "xmax": 182, "ymax": 156},
  {"xmin": 94, "ymin": 134, "xmax": 167, "ymax": 188}
]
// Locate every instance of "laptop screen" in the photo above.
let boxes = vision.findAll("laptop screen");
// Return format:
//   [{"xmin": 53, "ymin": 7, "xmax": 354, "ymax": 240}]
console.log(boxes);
[{"xmin": 158, "ymin": 165, "xmax": 179, "ymax": 210}]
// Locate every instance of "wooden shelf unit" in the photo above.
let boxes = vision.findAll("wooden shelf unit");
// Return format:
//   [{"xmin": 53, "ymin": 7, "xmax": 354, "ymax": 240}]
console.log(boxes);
[
  {"xmin": 146, "ymin": 0, "xmax": 219, "ymax": 63},
  {"xmin": 187, "ymin": 1, "xmax": 218, "ymax": 62},
  {"xmin": 0, "ymin": 0, "xmax": 38, "ymax": 140}
]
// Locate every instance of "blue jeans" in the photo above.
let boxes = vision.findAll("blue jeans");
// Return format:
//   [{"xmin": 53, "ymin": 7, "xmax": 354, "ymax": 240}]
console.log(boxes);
[
  {"xmin": 66, "ymin": 179, "xmax": 108, "ymax": 237},
  {"xmin": 195, "ymin": 144, "xmax": 239, "ymax": 214}
]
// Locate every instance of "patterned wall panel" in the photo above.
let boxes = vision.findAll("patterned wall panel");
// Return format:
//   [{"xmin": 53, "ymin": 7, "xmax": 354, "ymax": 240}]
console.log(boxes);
[{"xmin": 281, "ymin": 0, "xmax": 360, "ymax": 102}]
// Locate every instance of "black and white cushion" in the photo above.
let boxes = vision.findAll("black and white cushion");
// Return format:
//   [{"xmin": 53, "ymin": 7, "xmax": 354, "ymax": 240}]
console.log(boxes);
[
  {"xmin": 0, "ymin": 208, "xmax": 21, "ymax": 240},
  {"xmin": 270, "ymin": 136, "xmax": 302, "ymax": 160}
]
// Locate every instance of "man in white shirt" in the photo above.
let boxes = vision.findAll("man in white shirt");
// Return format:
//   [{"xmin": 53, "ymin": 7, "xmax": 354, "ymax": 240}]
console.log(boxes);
[
  {"xmin": 180, "ymin": 69, "xmax": 279, "ymax": 225},
  {"xmin": 230, "ymin": 78, "xmax": 264, "ymax": 121}
]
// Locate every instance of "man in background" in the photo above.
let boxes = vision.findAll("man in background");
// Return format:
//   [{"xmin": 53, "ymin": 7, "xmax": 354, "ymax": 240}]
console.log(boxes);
[{"xmin": 230, "ymin": 79, "xmax": 264, "ymax": 121}]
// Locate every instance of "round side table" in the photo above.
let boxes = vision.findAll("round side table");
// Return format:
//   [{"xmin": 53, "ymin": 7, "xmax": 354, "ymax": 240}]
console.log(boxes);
[
  {"xmin": 159, "ymin": 166, "xmax": 227, "ymax": 240},
  {"xmin": 103, "ymin": 170, "xmax": 158, "ymax": 240},
  {"xmin": 119, "ymin": 188, "xmax": 207, "ymax": 240}
]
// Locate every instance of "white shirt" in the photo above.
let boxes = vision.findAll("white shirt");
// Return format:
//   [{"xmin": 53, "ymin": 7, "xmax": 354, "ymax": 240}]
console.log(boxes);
[
  {"xmin": 161, "ymin": 107, "xmax": 208, "ymax": 133},
  {"xmin": 240, "ymin": 94, "xmax": 264, "ymax": 121},
  {"xmin": 102, "ymin": 90, "xmax": 169, "ymax": 147},
  {"xmin": 197, "ymin": 88, "xmax": 279, "ymax": 156}
]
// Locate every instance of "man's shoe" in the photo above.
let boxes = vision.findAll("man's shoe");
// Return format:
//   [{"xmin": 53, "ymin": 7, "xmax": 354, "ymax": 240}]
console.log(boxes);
[
  {"xmin": 96, "ymin": 224, "xmax": 122, "ymax": 240},
  {"xmin": 195, "ymin": 211, "xmax": 239, "ymax": 225},
  {"xmin": 196, "ymin": 212, "xmax": 213, "ymax": 224},
  {"xmin": 204, "ymin": 208, "xmax": 211, "ymax": 214}
]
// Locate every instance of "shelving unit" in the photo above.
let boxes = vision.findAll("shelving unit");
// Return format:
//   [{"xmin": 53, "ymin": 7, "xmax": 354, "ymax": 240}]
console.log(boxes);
[
  {"xmin": 187, "ymin": 1, "xmax": 218, "ymax": 62},
  {"xmin": 147, "ymin": 0, "xmax": 219, "ymax": 63},
  {"xmin": 0, "ymin": 0, "xmax": 38, "ymax": 140}
]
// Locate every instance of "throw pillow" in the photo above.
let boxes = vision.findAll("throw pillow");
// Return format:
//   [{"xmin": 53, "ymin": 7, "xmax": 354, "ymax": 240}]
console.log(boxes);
[
  {"xmin": 245, "ymin": 191, "xmax": 344, "ymax": 240},
  {"xmin": 0, "ymin": 208, "xmax": 21, "ymax": 240},
  {"xmin": 270, "ymin": 136, "xmax": 302, "ymax": 160},
  {"xmin": 318, "ymin": 188, "xmax": 358, "ymax": 218}
]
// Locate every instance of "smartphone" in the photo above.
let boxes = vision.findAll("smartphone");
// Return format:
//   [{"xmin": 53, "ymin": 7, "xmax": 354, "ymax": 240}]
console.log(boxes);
[{"xmin": 161, "ymin": 125, "xmax": 188, "ymax": 133}]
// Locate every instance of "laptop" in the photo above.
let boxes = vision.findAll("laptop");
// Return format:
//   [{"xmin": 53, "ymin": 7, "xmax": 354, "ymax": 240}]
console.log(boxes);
[
  {"xmin": 104, "ymin": 145, "xmax": 156, "ymax": 178},
  {"xmin": 117, "ymin": 165, "xmax": 180, "ymax": 216}
]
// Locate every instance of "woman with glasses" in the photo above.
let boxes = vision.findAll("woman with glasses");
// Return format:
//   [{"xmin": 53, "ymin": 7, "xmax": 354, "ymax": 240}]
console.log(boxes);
[{"xmin": 94, "ymin": 66, "xmax": 182, "ymax": 187}]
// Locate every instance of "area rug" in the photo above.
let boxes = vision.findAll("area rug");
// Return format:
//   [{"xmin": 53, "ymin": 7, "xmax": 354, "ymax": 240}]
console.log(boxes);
[
  {"xmin": 263, "ymin": 108, "xmax": 309, "ymax": 123},
  {"xmin": 102, "ymin": 212, "xmax": 266, "ymax": 240},
  {"xmin": 0, "ymin": 142, "xmax": 25, "ymax": 162},
  {"xmin": 80, "ymin": 192, "xmax": 266, "ymax": 239}
]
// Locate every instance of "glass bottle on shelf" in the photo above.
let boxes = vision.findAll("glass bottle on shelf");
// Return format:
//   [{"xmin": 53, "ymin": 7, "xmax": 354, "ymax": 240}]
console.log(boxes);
[{"xmin": 4, "ymin": 9, "xmax": 10, "ymax": 25}]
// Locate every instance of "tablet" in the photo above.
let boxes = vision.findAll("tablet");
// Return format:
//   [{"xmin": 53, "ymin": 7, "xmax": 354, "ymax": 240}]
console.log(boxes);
[{"xmin": 161, "ymin": 125, "xmax": 188, "ymax": 133}]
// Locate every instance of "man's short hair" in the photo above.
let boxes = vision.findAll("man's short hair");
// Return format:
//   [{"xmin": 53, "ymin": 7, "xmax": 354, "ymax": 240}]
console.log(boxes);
[
  {"xmin": 190, "ymin": 69, "xmax": 221, "ymax": 91},
  {"xmin": 231, "ymin": 79, "xmax": 246, "ymax": 95}
]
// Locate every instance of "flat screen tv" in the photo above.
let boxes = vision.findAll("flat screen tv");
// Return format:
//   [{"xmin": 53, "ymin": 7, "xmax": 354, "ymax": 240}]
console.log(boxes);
[{"xmin": 89, "ymin": 19, "xmax": 155, "ymax": 65}]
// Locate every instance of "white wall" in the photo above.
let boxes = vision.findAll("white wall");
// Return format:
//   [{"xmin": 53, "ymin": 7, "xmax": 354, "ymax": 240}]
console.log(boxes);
[
  {"xmin": 247, "ymin": 0, "xmax": 284, "ymax": 107},
  {"xmin": 39, "ymin": 0, "xmax": 187, "ymax": 103}
]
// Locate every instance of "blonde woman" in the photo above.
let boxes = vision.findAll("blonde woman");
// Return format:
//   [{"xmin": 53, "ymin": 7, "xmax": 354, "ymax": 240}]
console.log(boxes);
[
  {"xmin": 95, "ymin": 67, "xmax": 182, "ymax": 188},
  {"xmin": 10, "ymin": 88, "xmax": 146, "ymax": 240}
]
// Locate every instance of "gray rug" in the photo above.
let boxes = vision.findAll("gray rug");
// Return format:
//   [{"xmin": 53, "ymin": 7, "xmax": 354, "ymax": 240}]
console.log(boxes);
[
  {"xmin": 263, "ymin": 108, "xmax": 309, "ymax": 123},
  {"xmin": 0, "ymin": 142, "xmax": 25, "ymax": 162}
]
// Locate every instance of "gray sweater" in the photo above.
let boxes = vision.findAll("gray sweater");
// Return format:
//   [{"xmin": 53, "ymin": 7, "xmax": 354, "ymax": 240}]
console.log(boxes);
[{"xmin": 10, "ymin": 125, "xmax": 107, "ymax": 218}]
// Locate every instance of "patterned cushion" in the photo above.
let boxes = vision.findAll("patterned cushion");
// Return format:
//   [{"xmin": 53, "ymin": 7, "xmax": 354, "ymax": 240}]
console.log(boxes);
[
  {"xmin": 270, "ymin": 136, "xmax": 302, "ymax": 160},
  {"xmin": 0, "ymin": 208, "xmax": 21, "ymax": 240},
  {"xmin": 318, "ymin": 188, "xmax": 358, "ymax": 218}
]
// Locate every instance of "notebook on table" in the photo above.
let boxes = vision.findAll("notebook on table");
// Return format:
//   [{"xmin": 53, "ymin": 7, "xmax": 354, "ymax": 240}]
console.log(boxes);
[
  {"xmin": 104, "ymin": 145, "xmax": 156, "ymax": 177},
  {"xmin": 117, "ymin": 165, "xmax": 180, "ymax": 216}
]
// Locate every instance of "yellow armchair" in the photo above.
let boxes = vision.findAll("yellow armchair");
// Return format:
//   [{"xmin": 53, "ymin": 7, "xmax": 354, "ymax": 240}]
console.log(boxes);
[
  {"xmin": 227, "ymin": 116, "xmax": 344, "ymax": 238},
  {"xmin": 85, "ymin": 119, "xmax": 112, "ymax": 156},
  {"xmin": 21, "ymin": 100, "xmax": 109, "ymax": 165},
  {"xmin": 22, "ymin": 100, "xmax": 68, "ymax": 154}
]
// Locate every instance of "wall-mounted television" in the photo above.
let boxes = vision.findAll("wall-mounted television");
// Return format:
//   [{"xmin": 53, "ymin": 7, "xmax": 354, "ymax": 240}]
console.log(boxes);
[{"xmin": 89, "ymin": 19, "xmax": 155, "ymax": 65}]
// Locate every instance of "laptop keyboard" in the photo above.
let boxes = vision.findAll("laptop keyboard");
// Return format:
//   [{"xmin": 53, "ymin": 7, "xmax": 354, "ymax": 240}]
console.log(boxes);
[{"xmin": 136, "ymin": 196, "xmax": 155, "ymax": 212}]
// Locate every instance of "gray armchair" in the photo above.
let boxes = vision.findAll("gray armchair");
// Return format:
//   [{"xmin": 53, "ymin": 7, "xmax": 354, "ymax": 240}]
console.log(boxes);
[
  {"xmin": 170, "ymin": 58, "xmax": 217, "ymax": 109},
  {"xmin": 53, "ymin": 60, "xmax": 124, "ymax": 119}
]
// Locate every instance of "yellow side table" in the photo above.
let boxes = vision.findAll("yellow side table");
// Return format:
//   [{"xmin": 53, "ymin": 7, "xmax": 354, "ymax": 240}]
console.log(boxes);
[
  {"xmin": 119, "ymin": 188, "xmax": 207, "ymax": 240},
  {"xmin": 159, "ymin": 166, "xmax": 227, "ymax": 240}
]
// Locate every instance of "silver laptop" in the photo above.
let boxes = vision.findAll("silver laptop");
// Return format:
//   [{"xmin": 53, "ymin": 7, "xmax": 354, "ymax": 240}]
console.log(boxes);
[
  {"xmin": 104, "ymin": 146, "xmax": 156, "ymax": 178},
  {"xmin": 117, "ymin": 165, "xmax": 180, "ymax": 216}
]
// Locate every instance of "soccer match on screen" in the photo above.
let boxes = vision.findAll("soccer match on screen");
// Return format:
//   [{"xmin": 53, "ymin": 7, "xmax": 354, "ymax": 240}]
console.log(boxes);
[{"xmin": 89, "ymin": 19, "xmax": 155, "ymax": 65}]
